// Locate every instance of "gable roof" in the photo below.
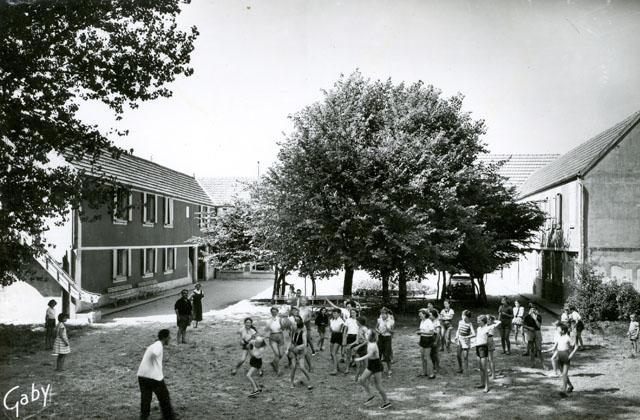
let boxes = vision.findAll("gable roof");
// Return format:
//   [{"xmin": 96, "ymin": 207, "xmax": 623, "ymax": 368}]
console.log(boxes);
[
  {"xmin": 519, "ymin": 110, "xmax": 640, "ymax": 198},
  {"xmin": 197, "ymin": 177, "xmax": 255, "ymax": 206},
  {"xmin": 67, "ymin": 151, "xmax": 213, "ymax": 205},
  {"xmin": 478, "ymin": 154, "xmax": 560, "ymax": 188}
]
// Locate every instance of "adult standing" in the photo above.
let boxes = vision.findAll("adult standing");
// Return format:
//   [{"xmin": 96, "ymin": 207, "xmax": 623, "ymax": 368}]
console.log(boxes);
[
  {"xmin": 45, "ymin": 299, "xmax": 57, "ymax": 350},
  {"xmin": 174, "ymin": 290, "xmax": 192, "ymax": 344},
  {"xmin": 137, "ymin": 329, "xmax": 174, "ymax": 420},
  {"xmin": 190, "ymin": 283, "xmax": 204, "ymax": 328},
  {"xmin": 498, "ymin": 297, "xmax": 513, "ymax": 354}
]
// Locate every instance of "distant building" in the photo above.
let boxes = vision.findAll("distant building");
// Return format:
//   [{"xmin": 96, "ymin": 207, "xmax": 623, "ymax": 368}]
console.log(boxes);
[
  {"xmin": 490, "ymin": 111, "xmax": 640, "ymax": 302},
  {"xmin": 27, "ymin": 152, "xmax": 215, "ymax": 314}
]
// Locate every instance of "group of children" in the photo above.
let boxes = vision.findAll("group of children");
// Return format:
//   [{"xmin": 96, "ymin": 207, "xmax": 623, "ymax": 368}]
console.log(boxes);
[{"xmin": 230, "ymin": 296, "xmax": 640, "ymax": 403}]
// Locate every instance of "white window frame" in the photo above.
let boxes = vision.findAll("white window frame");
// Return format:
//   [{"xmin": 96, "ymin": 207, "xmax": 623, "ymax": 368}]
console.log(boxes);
[
  {"xmin": 112, "ymin": 249, "xmax": 131, "ymax": 283},
  {"xmin": 113, "ymin": 189, "xmax": 132, "ymax": 225},
  {"xmin": 164, "ymin": 247, "xmax": 177, "ymax": 274},
  {"xmin": 142, "ymin": 192, "xmax": 158, "ymax": 226},
  {"xmin": 142, "ymin": 248, "xmax": 157, "ymax": 278},
  {"xmin": 164, "ymin": 197, "xmax": 174, "ymax": 228}
]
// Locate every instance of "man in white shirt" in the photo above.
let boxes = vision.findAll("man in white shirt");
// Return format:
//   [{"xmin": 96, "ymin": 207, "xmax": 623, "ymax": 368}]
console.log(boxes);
[{"xmin": 137, "ymin": 329, "xmax": 174, "ymax": 420}]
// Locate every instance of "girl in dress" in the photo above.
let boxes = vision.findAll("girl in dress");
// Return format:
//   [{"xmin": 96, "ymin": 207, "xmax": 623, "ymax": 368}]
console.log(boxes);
[
  {"xmin": 53, "ymin": 313, "xmax": 70, "ymax": 371},
  {"xmin": 289, "ymin": 316, "xmax": 313, "ymax": 390},
  {"xmin": 232, "ymin": 317, "xmax": 260, "ymax": 375},
  {"xmin": 628, "ymin": 313, "xmax": 639, "ymax": 357},
  {"xmin": 376, "ymin": 307, "xmax": 395, "ymax": 377},
  {"xmin": 45, "ymin": 300, "xmax": 57, "ymax": 350},
  {"xmin": 439, "ymin": 300, "xmax": 455, "ymax": 352},
  {"xmin": 190, "ymin": 283, "xmax": 204, "ymax": 328},
  {"xmin": 417, "ymin": 308, "xmax": 437, "ymax": 379},
  {"xmin": 512, "ymin": 300, "xmax": 525, "ymax": 345},
  {"xmin": 455, "ymin": 310, "xmax": 475, "ymax": 376},
  {"xmin": 247, "ymin": 337, "xmax": 267, "ymax": 397},
  {"xmin": 354, "ymin": 330, "xmax": 391, "ymax": 410}
]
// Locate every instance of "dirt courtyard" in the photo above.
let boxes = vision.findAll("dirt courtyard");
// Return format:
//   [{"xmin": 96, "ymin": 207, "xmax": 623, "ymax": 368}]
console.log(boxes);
[{"xmin": 1, "ymin": 302, "xmax": 639, "ymax": 420}]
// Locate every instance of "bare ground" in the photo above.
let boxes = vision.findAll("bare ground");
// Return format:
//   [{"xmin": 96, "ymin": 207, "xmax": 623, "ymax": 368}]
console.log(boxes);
[{"xmin": 1, "ymin": 304, "xmax": 639, "ymax": 420}]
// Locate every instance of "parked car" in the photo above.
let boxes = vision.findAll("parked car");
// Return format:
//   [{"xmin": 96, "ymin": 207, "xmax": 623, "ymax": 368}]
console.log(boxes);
[{"xmin": 446, "ymin": 274, "xmax": 475, "ymax": 300}]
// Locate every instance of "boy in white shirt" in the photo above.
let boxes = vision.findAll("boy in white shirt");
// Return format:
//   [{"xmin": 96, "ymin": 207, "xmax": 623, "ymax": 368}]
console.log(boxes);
[{"xmin": 137, "ymin": 329, "xmax": 174, "ymax": 420}]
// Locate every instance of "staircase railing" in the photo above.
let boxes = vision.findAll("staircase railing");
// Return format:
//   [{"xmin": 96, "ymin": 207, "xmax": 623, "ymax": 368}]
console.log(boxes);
[{"xmin": 33, "ymin": 252, "xmax": 101, "ymax": 304}]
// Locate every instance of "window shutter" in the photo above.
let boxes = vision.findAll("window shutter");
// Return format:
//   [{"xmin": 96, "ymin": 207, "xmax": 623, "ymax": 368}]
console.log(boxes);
[
  {"xmin": 170, "ymin": 199, "xmax": 174, "ymax": 225},
  {"xmin": 163, "ymin": 248, "xmax": 167, "ymax": 271},
  {"xmin": 556, "ymin": 193, "xmax": 562, "ymax": 226},
  {"xmin": 127, "ymin": 249, "xmax": 132, "ymax": 276},
  {"xmin": 113, "ymin": 192, "xmax": 118, "ymax": 222},
  {"xmin": 142, "ymin": 249, "xmax": 147, "ymax": 274},
  {"xmin": 173, "ymin": 247, "xmax": 177, "ymax": 270},
  {"xmin": 112, "ymin": 250, "xmax": 117, "ymax": 279},
  {"xmin": 128, "ymin": 193, "xmax": 133, "ymax": 221},
  {"xmin": 154, "ymin": 195, "xmax": 158, "ymax": 224},
  {"xmin": 142, "ymin": 193, "xmax": 147, "ymax": 222},
  {"xmin": 154, "ymin": 249, "xmax": 158, "ymax": 273}
]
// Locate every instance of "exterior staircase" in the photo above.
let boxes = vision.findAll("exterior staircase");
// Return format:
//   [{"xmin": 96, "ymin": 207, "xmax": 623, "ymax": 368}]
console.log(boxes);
[{"xmin": 33, "ymin": 252, "xmax": 101, "ymax": 304}]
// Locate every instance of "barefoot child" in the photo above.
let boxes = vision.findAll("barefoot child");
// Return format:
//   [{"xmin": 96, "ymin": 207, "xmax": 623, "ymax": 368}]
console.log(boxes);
[
  {"xmin": 266, "ymin": 307, "xmax": 286, "ymax": 375},
  {"xmin": 376, "ymin": 307, "xmax": 395, "ymax": 377},
  {"xmin": 417, "ymin": 308, "xmax": 437, "ymax": 379},
  {"xmin": 546, "ymin": 323, "xmax": 578, "ymax": 397},
  {"xmin": 512, "ymin": 300, "xmax": 525, "ymax": 345},
  {"xmin": 440, "ymin": 300, "xmax": 455, "ymax": 352},
  {"xmin": 232, "ymin": 318, "xmax": 259, "ymax": 375},
  {"xmin": 474, "ymin": 315, "xmax": 497, "ymax": 392},
  {"xmin": 628, "ymin": 313, "xmax": 639, "ymax": 357},
  {"xmin": 53, "ymin": 313, "xmax": 70, "ymax": 371},
  {"xmin": 247, "ymin": 337, "xmax": 267, "ymax": 397},
  {"xmin": 315, "ymin": 307, "xmax": 329, "ymax": 352},
  {"xmin": 344, "ymin": 309, "xmax": 359, "ymax": 375},
  {"xmin": 354, "ymin": 330, "xmax": 391, "ymax": 410},
  {"xmin": 352, "ymin": 316, "xmax": 369, "ymax": 382},
  {"xmin": 289, "ymin": 316, "xmax": 313, "ymax": 390},
  {"xmin": 455, "ymin": 310, "xmax": 475, "ymax": 376},
  {"xmin": 486, "ymin": 315, "xmax": 501, "ymax": 379}
]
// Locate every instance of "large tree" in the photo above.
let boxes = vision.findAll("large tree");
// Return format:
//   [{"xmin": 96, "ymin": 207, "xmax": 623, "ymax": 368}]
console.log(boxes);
[{"xmin": 0, "ymin": 0, "xmax": 198, "ymax": 284}]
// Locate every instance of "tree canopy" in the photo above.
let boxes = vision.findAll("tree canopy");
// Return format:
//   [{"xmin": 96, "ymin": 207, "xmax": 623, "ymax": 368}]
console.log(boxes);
[{"xmin": 0, "ymin": 0, "xmax": 198, "ymax": 284}]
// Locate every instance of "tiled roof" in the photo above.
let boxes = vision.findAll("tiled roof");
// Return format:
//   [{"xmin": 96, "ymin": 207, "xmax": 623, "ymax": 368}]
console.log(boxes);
[
  {"xmin": 478, "ymin": 154, "xmax": 560, "ymax": 188},
  {"xmin": 519, "ymin": 110, "xmax": 640, "ymax": 198},
  {"xmin": 197, "ymin": 177, "xmax": 256, "ymax": 206},
  {"xmin": 67, "ymin": 151, "xmax": 213, "ymax": 205}
]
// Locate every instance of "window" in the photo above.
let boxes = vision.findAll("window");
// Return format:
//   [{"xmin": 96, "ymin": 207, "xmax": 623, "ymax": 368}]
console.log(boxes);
[
  {"xmin": 199, "ymin": 205, "xmax": 211, "ymax": 229},
  {"xmin": 164, "ymin": 197, "xmax": 174, "ymax": 227},
  {"xmin": 112, "ymin": 249, "xmax": 131, "ymax": 282},
  {"xmin": 143, "ymin": 193, "xmax": 157, "ymax": 225},
  {"xmin": 142, "ymin": 248, "xmax": 157, "ymax": 277},
  {"xmin": 113, "ymin": 188, "xmax": 132, "ymax": 223},
  {"xmin": 164, "ymin": 247, "xmax": 177, "ymax": 273}
]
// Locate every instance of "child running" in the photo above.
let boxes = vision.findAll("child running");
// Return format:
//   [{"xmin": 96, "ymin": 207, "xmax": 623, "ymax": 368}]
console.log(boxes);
[
  {"xmin": 329, "ymin": 308, "xmax": 346, "ymax": 375},
  {"xmin": 247, "ymin": 337, "xmax": 267, "ymax": 397},
  {"xmin": 289, "ymin": 316, "xmax": 313, "ymax": 390},
  {"xmin": 545, "ymin": 323, "xmax": 578, "ymax": 397},
  {"xmin": 628, "ymin": 313, "xmax": 639, "ymax": 357},
  {"xmin": 232, "ymin": 317, "xmax": 260, "ymax": 376},
  {"xmin": 376, "ymin": 307, "xmax": 395, "ymax": 377},
  {"xmin": 455, "ymin": 310, "xmax": 476, "ymax": 376},
  {"xmin": 354, "ymin": 330, "xmax": 392, "ymax": 410},
  {"xmin": 439, "ymin": 300, "xmax": 455, "ymax": 352},
  {"xmin": 352, "ymin": 316, "xmax": 370, "ymax": 382}
]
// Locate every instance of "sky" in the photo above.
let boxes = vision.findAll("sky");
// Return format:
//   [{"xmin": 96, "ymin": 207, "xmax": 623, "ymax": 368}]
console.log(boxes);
[{"xmin": 79, "ymin": 0, "xmax": 640, "ymax": 178}]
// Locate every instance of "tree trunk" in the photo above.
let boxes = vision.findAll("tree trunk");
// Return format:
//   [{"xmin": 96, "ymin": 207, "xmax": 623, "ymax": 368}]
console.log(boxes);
[
  {"xmin": 398, "ymin": 268, "xmax": 407, "ymax": 313},
  {"xmin": 310, "ymin": 273, "xmax": 317, "ymax": 297},
  {"xmin": 279, "ymin": 270, "xmax": 287, "ymax": 297},
  {"xmin": 439, "ymin": 271, "xmax": 448, "ymax": 301},
  {"xmin": 381, "ymin": 269, "xmax": 390, "ymax": 303},
  {"xmin": 272, "ymin": 265, "xmax": 279, "ymax": 302},
  {"xmin": 478, "ymin": 276, "xmax": 488, "ymax": 305},
  {"xmin": 343, "ymin": 265, "xmax": 354, "ymax": 297},
  {"xmin": 436, "ymin": 271, "xmax": 440, "ymax": 301}
]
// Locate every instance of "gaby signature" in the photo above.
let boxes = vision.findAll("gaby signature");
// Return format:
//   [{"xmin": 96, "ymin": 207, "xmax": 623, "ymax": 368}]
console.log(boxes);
[{"xmin": 2, "ymin": 384, "xmax": 51, "ymax": 418}]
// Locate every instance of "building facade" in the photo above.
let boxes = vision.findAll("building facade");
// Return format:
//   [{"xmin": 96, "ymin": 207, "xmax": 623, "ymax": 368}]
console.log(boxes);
[{"xmin": 490, "ymin": 111, "xmax": 640, "ymax": 302}]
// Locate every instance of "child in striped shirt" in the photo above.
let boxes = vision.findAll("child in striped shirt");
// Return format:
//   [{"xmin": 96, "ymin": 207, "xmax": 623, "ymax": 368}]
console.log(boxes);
[{"xmin": 455, "ymin": 310, "xmax": 475, "ymax": 376}]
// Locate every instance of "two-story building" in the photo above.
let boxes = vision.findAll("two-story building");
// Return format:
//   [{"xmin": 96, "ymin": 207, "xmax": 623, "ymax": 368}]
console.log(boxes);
[
  {"xmin": 26, "ymin": 152, "xmax": 216, "ymax": 314},
  {"xmin": 489, "ymin": 110, "xmax": 640, "ymax": 302}
]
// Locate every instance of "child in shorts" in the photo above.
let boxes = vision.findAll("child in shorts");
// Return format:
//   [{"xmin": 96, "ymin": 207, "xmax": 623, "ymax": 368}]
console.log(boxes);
[
  {"xmin": 628, "ymin": 313, "xmax": 639, "ymax": 357},
  {"xmin": 247, "ymin": 337, "xmax": 267, "ymax": 397},
  {"xmin": 545, "ymin": 323, "xmax": 577, "ymax": 397},
  {"xmin": 455, "ymin": 310, "xmax": 476, "ymax": 376}
]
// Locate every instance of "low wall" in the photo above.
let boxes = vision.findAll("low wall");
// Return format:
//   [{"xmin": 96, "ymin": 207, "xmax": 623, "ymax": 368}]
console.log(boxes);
[{"xmin": 215, "ymin": 270, "xmax": 274, "ymax": 280}]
